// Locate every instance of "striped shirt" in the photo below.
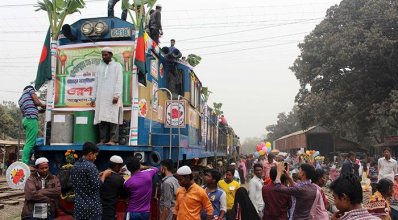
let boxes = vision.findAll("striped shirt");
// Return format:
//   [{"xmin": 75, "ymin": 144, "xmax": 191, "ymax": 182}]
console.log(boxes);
[
  {"xmin": 18, "ymin": 87, "xmax": 38, "ymax": 119},
  {"xmin": 340, "ymin": 208, "xmax": 380, "ymax": 220}
]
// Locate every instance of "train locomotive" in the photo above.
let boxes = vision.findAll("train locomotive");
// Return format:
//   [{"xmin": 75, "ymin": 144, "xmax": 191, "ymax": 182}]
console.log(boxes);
[{"xmin": 35, "ymin": 16, "xmax": 240, "ymax": 178}]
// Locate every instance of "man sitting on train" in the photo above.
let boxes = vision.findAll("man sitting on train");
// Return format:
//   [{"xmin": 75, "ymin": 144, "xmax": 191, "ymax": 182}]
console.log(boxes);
[
  {"xmin": 91, "ymin": 47, "xmax": 123, "ymax": 145},
  {"xmin": 169, "ymin": 39, "xmax": 176, "ymax": 53}
]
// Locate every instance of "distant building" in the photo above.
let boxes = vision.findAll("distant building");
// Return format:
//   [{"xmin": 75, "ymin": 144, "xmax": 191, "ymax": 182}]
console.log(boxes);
[
  {"xmin": 0, "ymin": 139, "xmax": 24, "ymax": 173},
  {"xmin": 275, "ymin": 126, "xmax": 367, "ymax": 156},
  {"xmin": 375, "ymin": 136, "xmax": 398, "ymax": 157}
]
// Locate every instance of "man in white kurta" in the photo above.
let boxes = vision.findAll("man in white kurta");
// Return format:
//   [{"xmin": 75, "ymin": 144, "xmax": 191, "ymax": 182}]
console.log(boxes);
[
  {"xmin": 92, "ymin": 47, "xmax": 123, "ymax": 145},
  {"xmin": 378, "ymin": 147, "xmax": 397, "ymax": 181},
  {"xmin": 248, "ymin": 163, "xmax": 264, "ymax": 217}
]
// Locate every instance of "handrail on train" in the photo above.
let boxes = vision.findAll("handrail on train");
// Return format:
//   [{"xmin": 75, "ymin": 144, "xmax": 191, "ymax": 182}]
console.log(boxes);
[
  {"xmin": 177, "ymin": 95, "xmax": 229, "ymax": 168},
  {"xmin": 149, "ymin": 88, "xmax": 173, "ymax": 160},
  {"xmin": 149, "ymin": 90, "xmax": 232, "ymax": 168}
]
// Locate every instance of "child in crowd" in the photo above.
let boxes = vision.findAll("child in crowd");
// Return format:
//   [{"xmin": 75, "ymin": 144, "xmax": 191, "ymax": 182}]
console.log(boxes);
[
  {"xmin": 329, "ymin": 165, "xmax": 339, "ymax": 181},
  {"xmin": 368, "ymin": 161, "xmax": 378, "ymax": 194},
  {"xmin": 365, "ymin": 178, "xmax": 393, "ymax": 220},
  {"xmin": 361, "ymin": 164, "xmax": 371, "ymax": 192}
]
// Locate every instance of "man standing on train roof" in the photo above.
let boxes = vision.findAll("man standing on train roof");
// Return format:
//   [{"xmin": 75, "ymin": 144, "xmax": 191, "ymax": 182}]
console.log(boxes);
[
  {"xmin": 18, "ymin": 85, "xmax": 46, "ymax": 165},
  {"xmin": 91, "ymin": 47, "xmax": 123, "ymax": 146},
  {"xmin": 149, "ymin": 4, "xmax": 163, "ymax": 44},
  {"xmin": 169, "ymin": 39, "xmax": 176, "ymax": 53},
  {"xmin": 107, "ymin": 0, "xmax": 127, "ymax": 21}
]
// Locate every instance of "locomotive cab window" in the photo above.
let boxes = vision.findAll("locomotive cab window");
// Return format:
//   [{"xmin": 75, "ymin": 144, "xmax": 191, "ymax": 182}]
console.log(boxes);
[
  {"xmin": 190, "ymin": 71, "xmax": 201, "ymax": 109},
  {"xmin": 168, "ymin": 67, "xmax": 184, "ymax": 97}
]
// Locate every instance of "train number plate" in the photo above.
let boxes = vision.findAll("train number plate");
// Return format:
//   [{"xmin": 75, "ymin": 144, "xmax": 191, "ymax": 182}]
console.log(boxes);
[{"xmin": 111, "ymin": 28, "xmax": 131, "ymax": 38}]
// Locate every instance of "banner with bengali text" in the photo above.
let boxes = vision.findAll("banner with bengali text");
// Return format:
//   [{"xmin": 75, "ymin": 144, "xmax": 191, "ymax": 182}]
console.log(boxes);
[{"xmin": 55, "ymin": 42, "xmax": 135, "ymax": 109}]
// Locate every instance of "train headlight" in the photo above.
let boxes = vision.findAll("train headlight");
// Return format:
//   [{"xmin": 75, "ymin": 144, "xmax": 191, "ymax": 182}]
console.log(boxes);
[
  {"xmin": 81, "ymin": 22, "xmax": 93, "ymax": 35},
  {"xmin": 94, "ymin": 21, "xmax": 108, "ymax": 34}
]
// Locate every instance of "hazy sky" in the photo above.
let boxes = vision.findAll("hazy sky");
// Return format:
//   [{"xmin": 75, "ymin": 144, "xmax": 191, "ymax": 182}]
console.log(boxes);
[{"xmin": 0, "ymin": 0, "xmax": 341, "ymax": 141}]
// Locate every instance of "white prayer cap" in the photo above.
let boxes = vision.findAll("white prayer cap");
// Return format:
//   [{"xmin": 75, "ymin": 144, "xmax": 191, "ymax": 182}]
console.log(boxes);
[
  {"xmin": 102, "ymin": 47, "xmax": 113, "ymax": 53},
  {"xmin": 156, "ymin": 4, "xmax": 162, "ymax": 8},
  {"xmin": 35, "ymin": 157, "xmax": 49, "ymax": 166},
  {"xmin": 110, "ymin": 155, "xmax": 123, "ymax": 164},
  {"xmin": 176, "ymin": 165, "xmax": 192, "ymax": 175},
  {"xmin": 230, "ymin": 162, "xmax": 236, "ymax": 166}
]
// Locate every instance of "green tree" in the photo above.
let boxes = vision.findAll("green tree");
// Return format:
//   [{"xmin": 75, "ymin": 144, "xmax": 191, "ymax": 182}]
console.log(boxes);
[
  {"xmin": 266, "ymin": 106, "xmax": 302, "ymax": 141},
  {"xmin": 202, "ymin": 87, "xmax": 212, "ymax": 102},
  {"xmin": 368, "ymin": 90, "xmax": 398, "ymax": 143},
  {"xmin": 122, "ymin": 0, "xmax": 157, "ymax": 28},
  {"xmin": 291, "ymin": 0, "xmax": 398, "ymax": 146},
  {"xmin": 213, "ymin": 102, "xmax": 223, "ymax": 116},
  {"xmin": 35, "ymin": 0, "xmax": 86, "ymax": 40},
  {"xmin": 186, "ymin": 54, "xmax": 202, "ymax": 67},
  {"xmin": 0, "ymin": 101, "xmax": 21, "ymax": 139}
]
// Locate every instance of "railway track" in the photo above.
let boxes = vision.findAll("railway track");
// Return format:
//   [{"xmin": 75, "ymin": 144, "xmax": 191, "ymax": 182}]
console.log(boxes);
[{"xmin": 0, "ymin": 179, "xmax": 25, "ymax": 209}]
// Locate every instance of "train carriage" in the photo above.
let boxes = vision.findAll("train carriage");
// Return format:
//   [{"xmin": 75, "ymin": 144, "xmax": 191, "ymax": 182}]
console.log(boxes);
[
  {"xmin": 30, "ymin": 15, "xmax": 241, "ymax": 178},
  {"xmin": 24, "ymin": 16, "xmax": 240, "ymax": 219}
]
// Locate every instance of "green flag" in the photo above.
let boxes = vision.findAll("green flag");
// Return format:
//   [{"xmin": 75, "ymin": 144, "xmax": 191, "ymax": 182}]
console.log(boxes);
[{"xmin": 35, "ymin": 28, "xmax": 51, "ymax": 90}]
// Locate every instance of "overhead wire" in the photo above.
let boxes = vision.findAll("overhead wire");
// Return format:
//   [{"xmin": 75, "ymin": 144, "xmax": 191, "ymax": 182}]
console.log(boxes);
[
  {"xmin": 0, "ymin": 89, "xmax": 21, "ymax": 93},
  {"xmin": 0, "ymin": 0, "xmax": 104, "ymax": 7},
  {"xmin": 0, "ymin": 29, "xmax": 309, "ymax": 61},
  {"xmin": 0, "ymin": 1, "xmax": 349, "ymax": 63},
  {"xmin": 162, "ymin": 2, "xmax": 339, "ymax": 12},
  {"xmin": 182, "ymin": 32, "xmax": 309, "ymax": 50},
  {"xmin": 177, "ymin": 18, "xmax": 322, "ymax": 42},
  {"xmin": 165, "ymin": 21, "xmax": 320, "ymax": 30},
  {"xmin": 0, "ymin": 19, "xmax": 318, "ymax": 33},
  {"xmin": 0, "ymin": 1, "xmax": 338, "ymax": 9},
  {"xmin": 199, "ymin": 41, "xmax": 300, "ymax": 56}
]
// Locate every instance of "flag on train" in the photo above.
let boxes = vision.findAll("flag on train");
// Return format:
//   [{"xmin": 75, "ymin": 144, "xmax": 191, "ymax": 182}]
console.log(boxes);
[
  {"xmin": 135, "ymin": 17, "xmax": 147, "ymax": 86},
  {"xmin": 35, "ymin": 28, "xmax": 51, "ymax": 90}
]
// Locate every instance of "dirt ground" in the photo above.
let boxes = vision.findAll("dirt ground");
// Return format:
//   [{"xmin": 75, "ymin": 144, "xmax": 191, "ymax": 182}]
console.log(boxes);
[
  {"xmin": 0, "ymin": 201, "xmax": 23, "ymax": 220},
  {"xmin": 0, "ymin": 176, "xmax": 22, "ymax": 220}
]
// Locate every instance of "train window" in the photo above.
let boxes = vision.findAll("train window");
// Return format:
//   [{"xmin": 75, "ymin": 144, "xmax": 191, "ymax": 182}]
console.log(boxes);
[
  {"xmin": 168, "ymin": 67, "xmax": 184, "ymax": 97},
  {"xmin": 194, "ymin": 82, "xmax": 199, "ymax": 108},
  {"xmin": 190, "ymin": 72, "xmax": 201, "ymax": 108},
  {"xmin": 196, "ymin": 84, "xmax": 201, "ymax": 109},
  {"xmin": 199, "ymin": 89, "xmax": 205, "ymax": 113},
  {"xmin": 190, "ymin": 73, "xmax": 195, "ymax": 105}
]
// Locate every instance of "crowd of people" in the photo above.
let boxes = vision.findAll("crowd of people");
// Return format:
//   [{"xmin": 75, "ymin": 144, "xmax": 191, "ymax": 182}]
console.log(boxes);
[
  {"xmin": 229, "ymin": 147, "xmax": 398, "ymax": 220},
  {"xmin": 19, "ymin": 144, "xmax": 398, "ymax": 220},
  {"xmin": 17, "ymin": 77, "xmax": 398, "ymax": 220},
  {"xmin": 21, "ymin": 144, "xmax": 398, "ymax": 220}
]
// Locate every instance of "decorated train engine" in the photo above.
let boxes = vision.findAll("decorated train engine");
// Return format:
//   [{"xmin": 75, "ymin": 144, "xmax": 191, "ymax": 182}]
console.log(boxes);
[{"xmin": 34, "ymin": 17, "xmax": 240, "ymax": 219}]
